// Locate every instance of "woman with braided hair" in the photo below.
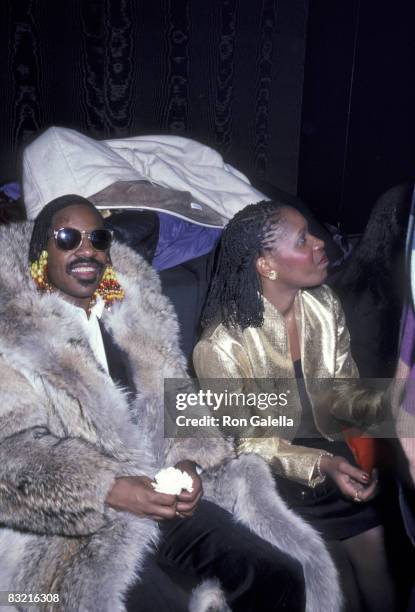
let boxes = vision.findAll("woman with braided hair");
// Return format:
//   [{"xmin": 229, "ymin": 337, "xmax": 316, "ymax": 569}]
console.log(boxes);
[{"xmin": 193, "ymin": 200, "xmax": 396, "ymax": 612}]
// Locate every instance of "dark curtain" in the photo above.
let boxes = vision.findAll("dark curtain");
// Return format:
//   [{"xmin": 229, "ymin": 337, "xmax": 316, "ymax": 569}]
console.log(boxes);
[
  {"xmin": 298, "ymin": 0, "xmax": 415, "ymax": 232},
  {"xmin": 0, "ymin": 0, "xmax": 308, "ymax": 197}
]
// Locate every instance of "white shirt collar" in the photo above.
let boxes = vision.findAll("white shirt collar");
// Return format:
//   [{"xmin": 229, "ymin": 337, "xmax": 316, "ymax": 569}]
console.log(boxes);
[
  {"xmin": 64, "ymin": 295, "xmax": 109, "ymax": 374},
  {"xmin": 90, "ymin": 295, "xmax": 105, "ymax": 319}
]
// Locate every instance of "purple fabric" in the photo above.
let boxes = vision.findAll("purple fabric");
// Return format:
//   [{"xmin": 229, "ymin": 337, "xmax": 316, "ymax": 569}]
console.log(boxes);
[
  {"xmin": 400, "ymin": 189, "xmax": 415, "ymax": 415},
  {"xmin": 400, "ymin": 304, "xmax": 415, "ymax": 366},
  {"xmin": 0, "ymin": 182, "xmax": 21, "ymax": 200},
  {"xmin": 152, "ymin": 212, "xmax": 222, "ymax": 271},
  {"xmin": 400, "ymin": 304, "xmax": 415, "ymax": 416}
]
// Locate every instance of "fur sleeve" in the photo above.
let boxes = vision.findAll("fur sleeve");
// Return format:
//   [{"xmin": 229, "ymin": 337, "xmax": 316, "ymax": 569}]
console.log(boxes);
[
  {"xmin": 0, "ymin": 367, "xmax": 122, "ymax": 536},
  {"xmin": 0, "ymin": 428, "xmax": 120, "ymax": 536},
  {"xmin": 164, "ymin": 436, "xmax": 235, "ymax": 471}
]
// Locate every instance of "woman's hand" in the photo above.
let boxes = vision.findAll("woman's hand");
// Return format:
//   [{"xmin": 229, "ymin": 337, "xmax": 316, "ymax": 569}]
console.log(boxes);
[
  {"xmin": 174, "ymin": 460, "xmax": 204, "ymax": 517},
  {"xmin": 105, "ymin": 475, "xmax": 177, "ymax": 520},
  {"xmin": 319, "ymin": 456, "xmax": 378, "ymax": 502}
]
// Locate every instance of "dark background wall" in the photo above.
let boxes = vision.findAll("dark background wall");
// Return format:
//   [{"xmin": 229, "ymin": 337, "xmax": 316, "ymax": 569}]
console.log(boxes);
[
  {"xmin": 0, "ymin": 0, "xmax": 308, "ymax": 196},
  {"xmin": 299, "ymin": 0, "xmax": 415, "ymax": 231},
  {"xmin": 0, "ymin": 0, "xmax": 414, "ymax": 231}
]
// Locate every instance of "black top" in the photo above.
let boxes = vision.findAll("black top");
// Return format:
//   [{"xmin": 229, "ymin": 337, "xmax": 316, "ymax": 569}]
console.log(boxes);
[{"xmin": 292, "ymin": 359, "xmax": 346, "ymax": 456}]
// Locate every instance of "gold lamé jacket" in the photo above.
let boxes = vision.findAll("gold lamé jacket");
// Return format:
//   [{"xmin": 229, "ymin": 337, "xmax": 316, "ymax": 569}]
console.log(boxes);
[{"xmin": 193, "ymin": 285, "xmax": 383, "ymax": 487}]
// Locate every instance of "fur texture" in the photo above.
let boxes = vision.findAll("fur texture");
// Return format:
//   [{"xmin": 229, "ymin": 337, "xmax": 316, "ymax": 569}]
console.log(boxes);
[
  {"xmin": 0, "ymin": 222, "xmax": 341, "ymax": 611},
  {"xmin": 203, "ymin": 455, "xmax": 342, "ymax": 612},
  {"xmin": 189, "ymin": 580, "xmax": 231, "ymax": 612}
]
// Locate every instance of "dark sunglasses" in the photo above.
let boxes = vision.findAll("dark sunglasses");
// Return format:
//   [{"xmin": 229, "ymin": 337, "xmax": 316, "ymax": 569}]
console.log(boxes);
[{"xmin": 50, "ymin": 227, "xmax": 114, "ymax": 251}]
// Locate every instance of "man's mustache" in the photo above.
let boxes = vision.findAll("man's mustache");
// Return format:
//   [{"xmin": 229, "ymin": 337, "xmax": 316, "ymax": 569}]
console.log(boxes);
[{"xmin": 66, "ymin": 258, "xmax": 105, "ymax": 274}]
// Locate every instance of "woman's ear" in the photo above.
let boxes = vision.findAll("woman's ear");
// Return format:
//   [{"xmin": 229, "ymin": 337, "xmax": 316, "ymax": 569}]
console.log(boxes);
[{"xmin": 256, "ymin": 255, "xmax": 273, "ymax": 279}]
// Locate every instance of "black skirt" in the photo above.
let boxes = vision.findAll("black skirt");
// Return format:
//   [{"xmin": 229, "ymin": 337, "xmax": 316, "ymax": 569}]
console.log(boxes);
[
  {"xmin": 275, "ymin": 361, "xmax": 382, "ymax": 541},
  {"xmin": 274, "ymin": 439, "xmax": 381, "ymax": 541}
]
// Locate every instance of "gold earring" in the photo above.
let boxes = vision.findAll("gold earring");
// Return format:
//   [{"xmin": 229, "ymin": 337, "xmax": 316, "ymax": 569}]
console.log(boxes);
[
  {"xmin": 93, "ymin": 264, "xmax": 125, "ymax": 309},
  {"xmin": 268, "ymin": 270, "xmax": 278, "ymax": 281},
  {"xmin": 30, "ymin": 250, "xmax": 52, "ymax": 291}
]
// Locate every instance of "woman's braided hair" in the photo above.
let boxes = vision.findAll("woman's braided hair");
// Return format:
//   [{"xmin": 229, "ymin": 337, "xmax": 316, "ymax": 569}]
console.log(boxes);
[{"xmin": 202, "ymin": 199, "xmax": 287, "ymax": 329}]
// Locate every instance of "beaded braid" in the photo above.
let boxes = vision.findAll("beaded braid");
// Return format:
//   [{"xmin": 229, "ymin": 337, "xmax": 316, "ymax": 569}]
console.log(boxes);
[{"xmin": 202, "ymin": 200, "xmax": 286, "ymax": 329}]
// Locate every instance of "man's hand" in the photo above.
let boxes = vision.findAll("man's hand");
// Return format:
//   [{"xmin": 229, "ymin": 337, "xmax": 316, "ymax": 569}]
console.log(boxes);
[
  {"xmin": 319, "ymin": 456, "xmax": 378, "ymax": 502},
  {"xmin": 174, "ymin": 460, "xmax": 203, "ymax": 517},
  {"xmin": 106, "ymin": 475, "xmax": 177, "ymax": 520}
]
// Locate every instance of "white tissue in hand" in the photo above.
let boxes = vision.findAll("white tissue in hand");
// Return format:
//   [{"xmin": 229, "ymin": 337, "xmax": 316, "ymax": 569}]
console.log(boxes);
[{"xmin": 152, "ymin": 467, "xmax": 194, "ymax": 495}]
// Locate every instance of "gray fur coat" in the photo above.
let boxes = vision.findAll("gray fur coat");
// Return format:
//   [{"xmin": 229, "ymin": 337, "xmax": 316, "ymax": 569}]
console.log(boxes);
[{"xmin": 0, "ymin": 222, "xmax": 342, "ymax": 612}]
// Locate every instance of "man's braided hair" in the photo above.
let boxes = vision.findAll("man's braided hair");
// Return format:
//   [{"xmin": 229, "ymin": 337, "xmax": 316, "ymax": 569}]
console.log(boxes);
[
  {"xmin": 202, "ymin": 199, "xmax": 287, "ymax": 329},
  {"xmin": 29, "ymin": 194, "xmax": 99, "ymax": 263}
]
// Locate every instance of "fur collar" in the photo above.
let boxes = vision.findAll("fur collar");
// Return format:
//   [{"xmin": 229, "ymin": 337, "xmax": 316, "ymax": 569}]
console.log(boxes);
[
  {"xmin": 0, "ymin": 220, "xmax": 186, "ymax": 371},
  {"xmin": 0, "ymin": 221, "xmax": 186, "ymax": 463}
]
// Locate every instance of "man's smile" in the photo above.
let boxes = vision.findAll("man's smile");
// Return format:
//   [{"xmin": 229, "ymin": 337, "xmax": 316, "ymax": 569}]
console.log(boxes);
[{"xmin": 67, "ymin": 258, "xmax": 104, "ymax": 281}]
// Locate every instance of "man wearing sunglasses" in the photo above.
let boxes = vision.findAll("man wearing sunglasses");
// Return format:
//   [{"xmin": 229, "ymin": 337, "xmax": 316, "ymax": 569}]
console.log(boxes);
[
  {"xmin": 0, "ymin": 194, "xmax": 341, "ymax": 611},
  {"xmin": 42, "ymin": 210, "xmax": 114, "ymax": 310}
]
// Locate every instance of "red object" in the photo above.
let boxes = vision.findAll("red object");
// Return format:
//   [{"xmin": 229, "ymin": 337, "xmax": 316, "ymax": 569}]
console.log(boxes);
[{"xmin": 344, "ymin": 429, "xmax": 377, "ymax": 473}]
